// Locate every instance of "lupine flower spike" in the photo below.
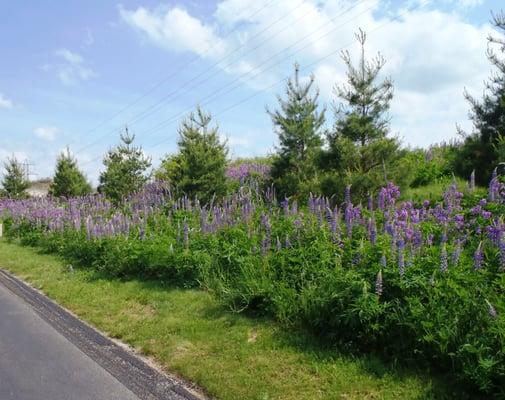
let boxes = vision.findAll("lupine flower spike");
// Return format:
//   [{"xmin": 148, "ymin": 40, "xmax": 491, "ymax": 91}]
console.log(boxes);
[{"xmin": 375, "ymin": 270, "xmax": 383, "ymax": 296}]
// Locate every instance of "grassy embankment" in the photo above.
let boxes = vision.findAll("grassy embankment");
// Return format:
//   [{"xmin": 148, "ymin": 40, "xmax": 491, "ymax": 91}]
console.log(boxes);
[{"xmin": 0, "ymin": 239, "xmax": 461, "ymax": 400}]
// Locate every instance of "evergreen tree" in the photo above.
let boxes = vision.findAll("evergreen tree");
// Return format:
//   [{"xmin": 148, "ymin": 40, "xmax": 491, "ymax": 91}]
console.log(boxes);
[
  {"xmin": 330, "ymin": 28, "xmax": 393, "ymax": 148},
  {"xmin": 455, "ymin": 11, "xmax": 505, "ymax": 184},
  {"xmin": 157, "ymin": 107, "xmax": 228, "ymax": 203},
  {"xmin": 323, "ymin": 29, "xmax": 399, "ymax": 200},
  {"xmin": 49, "ymin": 148, "xmax": 92, "ymax": 197},
  {"xmin": 98, "ymin": 128, "xmax": 151, "ymax": 204},
  {"xmin": 1, "ymin": 157, "xmax": 29, "ymax": 198},
  {"xmin": 268, "ymin": 63, "xmax": 325, "ymax": 198}
]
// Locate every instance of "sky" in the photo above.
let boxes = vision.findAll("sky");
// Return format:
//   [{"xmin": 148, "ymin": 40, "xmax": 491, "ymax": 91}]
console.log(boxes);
[{"xmin": 0, "ymin": 0, "xmax": 503, "ymax": 184}]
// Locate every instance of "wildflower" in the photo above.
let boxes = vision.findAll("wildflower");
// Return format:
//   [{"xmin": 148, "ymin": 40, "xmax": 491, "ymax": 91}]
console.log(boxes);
[
  {"xmin": 345, "ymin": 185, "xmax": 351, "ymax": 206},
  {"xmin": 499, "ymin": 238, "xmax": 505, "ymax": 272},
  {"xmin": 345, "ymin": 205, "xmax": 353, "ymax": 238},
  {"xmin": 469, "ymin": 170, "xmax": 475, "ymax": 191},
  {"xmin": 284, "ymin": 234, "xmax": 291, "ymax": 249},
  {"xmin": 276, "ymin": 236, "xmax": 282, "ymax": 251},
  {"xmin": 281, "ymin": 198, "xmax": 289, "ymax": 216},
  {"xmin": 368, "ymin": 217, "xmax": 377, "ymax": 245},
  {"xmin": 451, "ymin": 240, "xmax": 462, "ymax": 266},
  {"xmin": 375, "ymin": 270, "xmax": 383, "ymax": 296}
]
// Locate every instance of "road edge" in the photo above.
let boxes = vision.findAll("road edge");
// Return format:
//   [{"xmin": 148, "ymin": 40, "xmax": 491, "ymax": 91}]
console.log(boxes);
[{"xmin": 0, "ymin": 268, "xmax": 205, "ymax": 400}]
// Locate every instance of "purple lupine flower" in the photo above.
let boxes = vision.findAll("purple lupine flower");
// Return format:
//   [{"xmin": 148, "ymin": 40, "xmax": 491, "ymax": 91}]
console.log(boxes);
[
  {"xmin": 368, "ymin": 217, "xmax": 377, "ymax": 245},
  {"xmin": 378, "ymin": 190, "xmax": 385, "ymax": 211},
  {"xmin": 453, "ymin": 214, "xmax": 464, "ymax": 230},
  {"xmin": 379, "ymin": 182, "xmax": 401, "ymax": 209},
  {"xmin": 406, "ymin": 248, "xmax": 413, "ymax": 269},
  {"xmin": 368, "ymin": 194, "xmax": 374, "ymax": 211},
  {"xmin": 474, "ymin": 242, "xmax": 484, "ymax": 270},
  {"xmin": 440, "ymin": 245, "xmax": 448, "ymax": 273},
  {"xmin": 499, "ymin": 238, "xmax": 505, "ymax": 272},
  {"xmin": 345, "ymin": 205, "xmax": 353, "ymax": 238},
  {"xmin": 485, "ymin": 299, "xmax": 498, "ymax": 318},
  {"xmin": 485, "ymin": 220, "xmax": 504, "ymax": 245},
  {"xmin": 413, "ymin": 229, "xmax": 423, "ymax": 249},
  {"xmin": 284, "ymin": 234, "xmax": 291, "ymax": 249},
  {"xmin": 451, "ymin": 240, "xmax": 462, "ymax": 266},
  {"xmin": 375, "ymin": 270, "xmax": 383, "ymax": 296},
  {"xmin": 281, "ymin": 198, "xmax": 289, "ymax": 216},
  {"xmin": 345, "ymin": 185, "xmax": 351, "ymax": 206},
  {"xmin": 426, "ymin": 234, "xmax": 434, "ymax": 246}
]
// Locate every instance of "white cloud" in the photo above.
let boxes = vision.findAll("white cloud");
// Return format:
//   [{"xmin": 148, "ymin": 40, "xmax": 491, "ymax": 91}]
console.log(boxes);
[
  {"xmin": 120, "ymin": 0, "xmax": 499, "ymax": 148},
  {"xmin": 452, "ymin": 0, "xmax": 484, "ymax": 7},
  {"xmin": 0, "ymin": 93, "xmax": 13, "ymax": 109},
  {"xmin": 34, "ymin": 126, "xmax": 59, "ymax": 142},
  {"xmin": 48, "ymin": 48, "xmax": 97, "ymax": 85},
  {"xmin": 119, "ymin": 5, "xmax": 228, "ymax": 58}
]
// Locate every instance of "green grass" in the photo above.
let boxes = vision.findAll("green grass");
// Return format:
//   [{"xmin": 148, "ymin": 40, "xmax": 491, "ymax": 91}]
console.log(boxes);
[
  {"xmin": 402, "ymin": 178, "xmax": 486, "ymax": 203},
  {"xmin": 0, "ymin": 239, "xmax": 461, "ymax": 400}
]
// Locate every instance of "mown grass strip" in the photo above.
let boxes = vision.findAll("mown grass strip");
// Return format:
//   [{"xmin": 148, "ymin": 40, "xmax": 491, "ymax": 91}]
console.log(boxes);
[{"xmin": 0, "ymin": 240, "xmax": 456, "ymax": 400}]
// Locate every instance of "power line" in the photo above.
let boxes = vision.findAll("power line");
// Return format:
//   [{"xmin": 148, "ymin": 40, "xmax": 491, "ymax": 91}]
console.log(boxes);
[
  {"xmin": 145, "ymin": 3, "xmax": 422, "ymax": 148},
  {"xmin": 31, "ymin": 1, "xmax": 277, "ymax": 168},
  {"xmin": 70, "ymin": 0, "xmax": 308, "ymax": 156},
  {"xmin": 81, "ymin": 1, "xmax": 420, "ymax": 168},
  {"xmin": 111, "ymin": 2, "xmax": 376, "ymax": 141},
  {"xmin": 80, "ymin": 0, "xmax": 374, "ymax": 167},
  {"xmin": 76, "ymin": 0, "xmax": 275, "ymax": 138}
]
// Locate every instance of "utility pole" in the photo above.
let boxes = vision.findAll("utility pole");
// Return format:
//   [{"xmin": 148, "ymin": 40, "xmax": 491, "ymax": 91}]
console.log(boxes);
[{"xmin": 21, "ymin": 160, "xmax": 34, "ymax": 182}]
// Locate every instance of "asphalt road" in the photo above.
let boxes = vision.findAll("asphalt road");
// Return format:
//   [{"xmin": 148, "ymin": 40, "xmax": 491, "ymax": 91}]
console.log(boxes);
[
  {"xmin": 0, "ymin": 270, "xmax": 198, "ymax": 400},
  {"xmin": 0, "ymin": 282, "xmax": 140, "ymax": 400}
]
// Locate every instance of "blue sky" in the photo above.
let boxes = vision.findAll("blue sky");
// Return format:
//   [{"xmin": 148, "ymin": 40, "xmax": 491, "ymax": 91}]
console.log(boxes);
[{"xmin": 0, "ymin": 0, "xmax": 503, "ymax": 184}]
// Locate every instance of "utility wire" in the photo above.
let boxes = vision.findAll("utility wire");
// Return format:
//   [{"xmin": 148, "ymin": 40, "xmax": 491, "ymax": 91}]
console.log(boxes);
[
  {"xmin": 82, "ymin": 2, "xmax": 419, "ymax": 167},
  {"xmin": 110, "ymin": 2, "xmax": 376, "ymax": 143},
  {"xmin": 80, "ymin": 0, "xmax": 374, "ymax": 166},
  {"xmin": 71, "ymin": 0, "xmax": 308, "ymax": 156},
  {"xmin": 146, "ymin": 2, "xmax": 421, "ymax": 150}
]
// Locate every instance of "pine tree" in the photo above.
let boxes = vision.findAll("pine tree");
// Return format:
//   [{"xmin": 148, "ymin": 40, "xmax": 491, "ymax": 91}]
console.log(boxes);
[
  {"xmin": 1, "ymin": 157, "xmax": 29, "ymax": 198},
  {"xmin": 331, "ymin": 29, "xmax": 393, "ymax": 147},
  {"xmin": 157, "ymin": 107, "xmax": 228, "ymax": 203},
  {"xmin": 268, "ymin": 63, "xmax": 325, "ymax": 198},
  {"xmin": 455, "ymin": 11, "xmax": 505, "ymax": 184},
  {"xmin": 98, "ymin": 128, "xmax": 151, "ymax": 204},
  {"xmin": 49, "ymin": 148, "xmax": 92, "ymax": 197},
  {"xmin": 322, "ymin": 29, "xmax": 399, "ymax": 201}
]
